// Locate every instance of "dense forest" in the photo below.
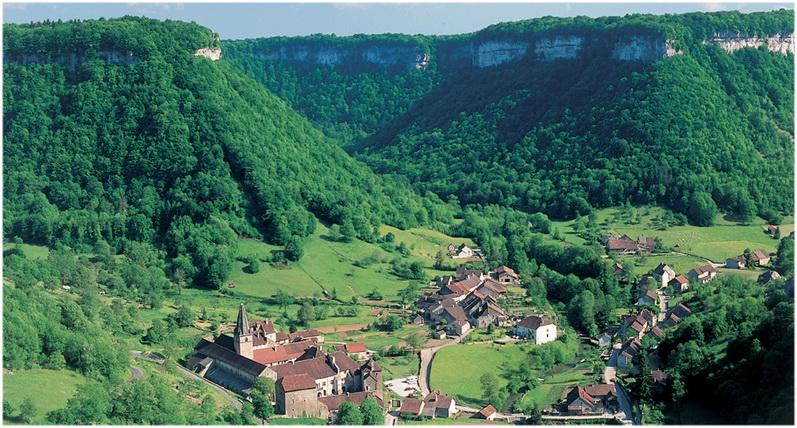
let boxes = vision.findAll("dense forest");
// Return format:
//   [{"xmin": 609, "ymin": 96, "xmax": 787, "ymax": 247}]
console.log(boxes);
[
  {"xmin": 3, "ymin": 17, "xmax": 456, "ymax": 291},
  {"xmin": 225, "ymin": 10, "xmax": 794, "ymax": 223}
]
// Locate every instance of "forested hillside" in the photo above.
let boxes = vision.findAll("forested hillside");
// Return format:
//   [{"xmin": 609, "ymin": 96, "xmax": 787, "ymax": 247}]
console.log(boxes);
[
  {"xmin": 225, "ymin": 10, "xmax": 794, "ymax": 224},
  {"xmin": 3, "ymin": 18, "xmax": 455, "ymax": 291}
]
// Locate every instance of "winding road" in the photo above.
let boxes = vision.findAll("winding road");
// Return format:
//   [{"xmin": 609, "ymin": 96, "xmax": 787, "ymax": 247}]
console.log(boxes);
[{"xmin": 417, "ymin": 335, "xmax": 464, "ymax": 396}]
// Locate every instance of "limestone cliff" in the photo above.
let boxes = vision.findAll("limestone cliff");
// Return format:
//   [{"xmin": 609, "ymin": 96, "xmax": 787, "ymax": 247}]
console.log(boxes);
[
  {"xmin": 253, "ymin": 43, "xmax": 429, "ymax": 69},
  {"xmin": 195, "ymin": 47, "xmax": 222, "ymax": 61},
  {"xmin": 704, "ymin": 31, "xmax": 794, "ymax": 55}
]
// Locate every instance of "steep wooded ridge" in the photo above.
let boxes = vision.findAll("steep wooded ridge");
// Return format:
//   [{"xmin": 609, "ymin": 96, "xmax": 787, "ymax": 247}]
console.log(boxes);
[
  {"xmin": 3, "ymin": 17, "xmax": 454, "ymax": 289},
  {"xmin": 224, "ymin": 10, "xmax": 794, "ymax": 223}
]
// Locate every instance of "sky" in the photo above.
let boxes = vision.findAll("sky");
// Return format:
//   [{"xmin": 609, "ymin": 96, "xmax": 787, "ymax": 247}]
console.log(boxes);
[{"xmin": 3, "ymin": 2, "xmax": 793, "ymax": 39}]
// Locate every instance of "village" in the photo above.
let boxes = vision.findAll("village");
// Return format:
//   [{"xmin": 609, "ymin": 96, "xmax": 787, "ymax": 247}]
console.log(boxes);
[{"xmin": 176, "ymin": 219, "xmax": 792, "ymax": 425}]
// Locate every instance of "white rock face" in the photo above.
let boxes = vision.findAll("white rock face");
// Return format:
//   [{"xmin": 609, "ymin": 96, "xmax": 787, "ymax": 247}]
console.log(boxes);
[
  {"xmin": 474, "ymin": 41, "xmax": 529, "ymax": 67},
  {"xmin": 612, "ymin": 36, "xmax": 677, "ymax": 61},
  {"xmin": 360, "ymin": 46, "xmax": 429, "ymax": 68},
  {"xmin": 704, "ymin": 32, "xmax": 794, "ymax": 55},
  {"xmin": 534, "ymin": 36, "xmax": 583, "ymax": 60},
  {"xmin": 256, "ymin": 44, "xmax": 427, "ymax": 68},
  {"xmin": 194, "ymin": 47, "xmax": 222, "ymax": 61}
]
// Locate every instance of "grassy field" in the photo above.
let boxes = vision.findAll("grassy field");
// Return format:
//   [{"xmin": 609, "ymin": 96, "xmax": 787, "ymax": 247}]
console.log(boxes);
[
  {"xmin": 399, "ymin": 415, "xmax": 508, "ymax": 425},
  {"xmin": 378, "ymin": 225, "xmax": 474, "ymax": 264},
  {"xmin": 3, "ymin": 369, "xmax": 86, "ymax": 424},
  {"xmin": 515, "ymin": 366, "xmax": 596, "ymax": 410},
  {"xmin": 430, "ymin": 342, "xmax": 532, "ymax": 407},
  {"xmin": 379, "ymin": 354, "xmax": 421, "ymax": 381},
  {"xmin": 3, "ymin": 243, "xmax": 51, "ymax": 260},
  {"xmin": 628, "ymin": 253, "xmax": 710, "ymax": 276},
  {"xmin": 228, "ymin": 223, "xmax": 467, "ymax": 302},
  {"xmin": 552, "ymin": 206, "xmax": 793, "ymax": 262}
]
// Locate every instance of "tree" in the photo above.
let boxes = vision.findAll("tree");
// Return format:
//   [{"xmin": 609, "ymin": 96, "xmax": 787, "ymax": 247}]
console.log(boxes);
[
  {"xmin": 337, "ymin": 401, "xmax": 363, "ymax": 425},
  {"xmin": 480, "ymin": 372, "xmax": 506, "ymax": 409},
  {"xmin": 284, "ymin": 236, "xmax": 304, "ymax": 262},
  {"xmin": 405, "ymin": 332, "xmax": 425, "ymax": 350},
  {"xmin": 250, "ymin": 390, "xmax": 274, "ymax": 420},
  {"xmin": 369, "ymin": 288, "xmax": 383, "ymax": 301},
  {"xmin": 18, "ymin": 398, "xmax": 35, "ymax": 424},
  {"xmin": 774, "ymin": 237, "xmax": 794, "ymax": 277},
  {"xmin": 687, "ymin": 192, "xmax": 718, "ymax": 226},
  {"xmin": 360, "ymin": 397, "xmax": 383, "ymax": 425},
  {"xmin": 173, "ymin": 304, "xmax": 195, "ymax": 328},
  {"xmin": 144, "ymin": 319, "xmax": 170, "ymax": 344},
  {"xmin": 297, "ymin": 303, "xmax": 316, "ymax": 326},
  {"xmin": 274, "ymin": 289, "xmax": 293, "ymax": 310},
  {"xmin": 244, "ymin": 259, "xmax": 260, "ymax": 274}
]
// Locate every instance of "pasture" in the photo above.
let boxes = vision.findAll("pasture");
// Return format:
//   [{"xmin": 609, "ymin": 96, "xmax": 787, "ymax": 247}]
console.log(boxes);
[{"xmin": 3, "ymin": 369, "xmax": 86, "ymax": 424}]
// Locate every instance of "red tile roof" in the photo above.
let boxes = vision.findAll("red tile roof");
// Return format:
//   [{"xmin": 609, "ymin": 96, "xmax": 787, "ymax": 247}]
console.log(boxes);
[
  {"xmin": 477, "ymin": 404, "xmax": 497, "ymax": 418},
  {"xmin": 319, "ymin": 391, "xmax": 382, "ymax": 412},
  {"xmin": 424, "ymin": 391, "xmax": 453, "ymax": 409},
  {"xmin": 279, "ymin": 373, "xmax": 317, "ymax": 392},
  {"xmin": 252, "ymin": 340, "xmax": 316, "ymax": 365},
  {"xmin": 344, "ymin": 342, "xmax": 367, "ymax": 354},
  {"xmin": 495, "ymin": 265, "xmax": 518, "ymax": 278},
  {"xmin": 399, "ymin": 399, "xmax": 423, "ymax": 415},
  {"xmin": 271, "ymin": 356, "xmax": 337, "ymax": 381}
]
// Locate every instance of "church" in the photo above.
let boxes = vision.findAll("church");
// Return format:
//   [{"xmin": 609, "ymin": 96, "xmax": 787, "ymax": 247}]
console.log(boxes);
[{"xmin": 187, "ymin": 304, "xmax": 383, "ymax": 419}]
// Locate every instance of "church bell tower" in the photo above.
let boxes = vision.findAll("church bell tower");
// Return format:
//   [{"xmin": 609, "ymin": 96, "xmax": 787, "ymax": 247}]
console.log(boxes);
[{"xmin": 234, "ymin": 303, "xmax": 254, "ymax": 359}]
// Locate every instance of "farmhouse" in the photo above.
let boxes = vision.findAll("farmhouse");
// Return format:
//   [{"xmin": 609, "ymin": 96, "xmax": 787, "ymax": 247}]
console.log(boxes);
[
  {"xmin": 636, "ymin": 289, "xmax": 659, "ymax": 306},
  {"xmin": 188, "ymin": 305, "xmax": 382, "ymax": 418},
  {"xmin": 617, "ymin": 338, "xmax": 641, "ymax": 368},
  {"xmin": 749, "ymin": 249, "xmax": 771, "ymax": 266},
  {"xmin": 652, "ymin": 263, "xmax": 676, "ymax": 287},
  {"xmin": 398, "ymin": 391, "xmax": 457, "ymax": 420},
  {"xmin": 725, "ymin": 256, "xmax": 747, "ymax": 270},
  {"xmin": 448, "ymin": 243, "xmax": 474, "ymax": 259},
  {"xmin": 491, "ymin": 265, "xmax": 520, "ymax": 284},
  {"xmin": 668, "ymin": 275, "xmax": 689, "ymax": 293},
  {"xmin": 513, "ymin": 315, "xmax": 557, "ymax": 345},
  {"xmin": 563, "ymin": 384, "xmax": 619, "ymax": 415},
  {"xmin": 766, "ymin": 225, "xmax": 780, "ymax": 235},
  {"xmin": 474, "ymin": 404, "xmax": 497, "ymax": 420},
  {"xmin": 687, "ymin": 264, "xmax": 717, "ymax": 284},
  {"xmin": 337, "ymin": 342, "xmax": 370, "ymax": 360}
]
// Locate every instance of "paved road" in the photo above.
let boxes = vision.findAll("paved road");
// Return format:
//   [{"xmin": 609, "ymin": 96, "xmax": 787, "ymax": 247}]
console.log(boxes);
[
  {"xmin": 603, "ymin": 346, "xmax": 635, "ymax": 425},
  {"xmin": 418, "ymin": 335, "xmax": 465, "ymax": 396}
]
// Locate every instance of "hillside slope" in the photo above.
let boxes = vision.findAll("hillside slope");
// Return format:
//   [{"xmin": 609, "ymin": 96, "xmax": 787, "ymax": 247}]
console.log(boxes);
[
  {"xmin": 224, "ymin": 10, "xmax": 794, "ymax": 223},
  {"xmin": 3, "ymin": 17, "xmax": 453, "ymax": 289}
]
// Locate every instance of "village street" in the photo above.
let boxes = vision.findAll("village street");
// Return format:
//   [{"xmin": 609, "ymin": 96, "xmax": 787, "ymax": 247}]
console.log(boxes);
[{"xmin": 602, "ymin": 346, "xmax": 635, "ymax": 425}]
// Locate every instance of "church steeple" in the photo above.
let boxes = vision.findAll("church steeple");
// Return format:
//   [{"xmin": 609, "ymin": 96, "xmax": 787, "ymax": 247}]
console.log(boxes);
[
  {"xmin": 234, "ymin": 303, "xmax": 254, "ymax": 359},
  {"xmin": 235, "ymin": 303, "xmax": 251, "ymax": 336}
]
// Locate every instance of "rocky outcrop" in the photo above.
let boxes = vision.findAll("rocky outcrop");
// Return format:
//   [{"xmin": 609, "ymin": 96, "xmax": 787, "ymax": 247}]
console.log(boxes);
[
  {"xmin": 612, "ymin": 36, "xmax": 679, "ymax": 61},
  {"xmin": 473, "ymin": 41, "xmax": 528, "ymax": 67},
  {"xmin": 534, "ymin": 36, "xmax": 583, "ymax": 60},
  {"xmin": 254, "ymin": 44, "xmax": 429, "ymax": 69},
  {"xmin": 195, "ymin": 47, "xmax": 222, "ymax": 61},
  {"xmin": 704, "ymin": 31, "xmax": 794, "ymax": 55}
]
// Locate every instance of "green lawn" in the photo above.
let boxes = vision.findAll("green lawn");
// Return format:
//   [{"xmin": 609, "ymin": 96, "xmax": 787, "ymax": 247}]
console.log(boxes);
[
  {"xmin": 430, "ymin": 342, "xmax": 531, "ymax": 407},
  {"xmin": 515, "ymin": 367, "xmax": 595, "ymax": 410},
  {"xmin": 379, "ymin": 354, "xmax": 420, "ymax": 381},
  {"xmin": 378, "ymin": 225, "xmax": 475, "ymax": 264},
  {"xmin": 3, "ymin": 369, "xmax": 86, "ymax": 424},
  {"xmin": 628, "ymin": 253, "xmax": 710, "ymax": 276}
]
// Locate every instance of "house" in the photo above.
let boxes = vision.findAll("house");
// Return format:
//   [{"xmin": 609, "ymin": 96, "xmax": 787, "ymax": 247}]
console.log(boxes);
[
  {"xmin": 758, "ymin": 270, "xmax": 782, "ymax": 284},
  {"xmin": 668, "ymin": 275, "xmax": 690, "ymax": 293},
  {"xmin": 687, "ymin": 264, "xmax": 717, "ymax": 284},
  {"xmin": 399, "ymin": 398, "xmax": 424, "ymax": 419},
  {"xmin": 749, "ymin": 249, "xmax": 771, "ymax": 266},
  {"xmin": 448, "ymin": 243, "xmax": 473, "ymax": 259},
  {"xmin": 650, "ymin": 370, "xmax": 668, "ymax": 393},
  {"xmin": 412, "ymin": 314, "xmax": 425, "ymax": 325},
  {"xmin": 442, "ymin": 306, "xmax": 471, "ymax": 336},
  {"xmin": 423, "ymin": 391, "xmax": 457, "ymax": 419},
  {"xmin": 606, "ymin": 235, "xmax": 639, "ymax": 255},
  {"xmin": 725, "ymin": 256, "xmax": 747, "ymax": 270},
  {"xmin": 639, "ymin": 308, "xmax": 657, "ymax": 328},
  {"xmin": 474, "ymin": 404, "xmax": 497, "ymax": 421},
  {"xmin": 766, "ymin": 225, "xmax": 780, "ymax": 235},
  {"xmin": 636, "ymin": 289, "xmax": 659, "ymax": 306},
  {"xmin": 340, "ymin": 342, "xmax": 370, "ymax": 360},
  {"xmin": 513, "ymin": 315, "xmax": 558, "ymax": 345},
  {"xmin": 563, "ymin": 384, "xmax": 618, "ymax": 415},
  {"xmin": 621, "ymin": 313, "xmax": 648, "ymax": 340},
  {"xmin": 491, "ymin": 265, "xmax": 520, "ymax": 284},
  {"xmin": 638, "ymin": 236, "xmax": 655, "ymax": 252},
  {"xmin": 652, "ymin": 263, "xmax": 676, "ymax": 287},
  {"xmin": 455, "ymin": 267, "xmax": 485, "ymax": 281},
  {"xmin": 670, "ymin": 303, "xmax": 692, "ymax": 319},
  {"xmin": 617, "ymin": 338, "xmax": 641, "ymax": 368},
  {"xmin": 649, "ymin": 326, "xmax": 665, "ymax": 341},
  {"xmin": 433, "ymin": 327, "xmax": 447, "ymax": 340},
  {"xmin": 277, "ymin": 374, "xmax": 323, "ymax": 418}
]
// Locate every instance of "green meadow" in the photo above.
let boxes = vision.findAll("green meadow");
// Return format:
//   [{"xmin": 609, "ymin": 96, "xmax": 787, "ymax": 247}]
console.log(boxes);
[
  {"xmin": 552, "ymin": 206, "xmax": 792, "ymax": 262},
  {"xmin": 3, "ymin": 369, "xmax": 86, "ymax": 424},
  {"xmin": 430, "ymin": 342, "xmax": 531, "ymax": 407}
]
